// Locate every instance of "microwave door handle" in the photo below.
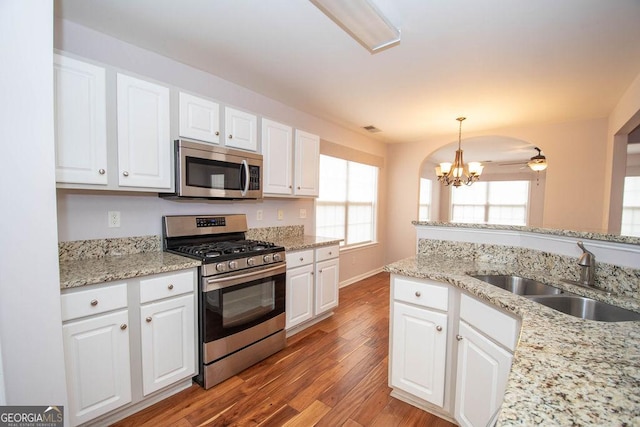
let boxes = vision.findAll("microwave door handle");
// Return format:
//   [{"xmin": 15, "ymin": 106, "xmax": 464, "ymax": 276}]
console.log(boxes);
[{"xmin": 241, "ymin": 160, "xmax": 249, "ymax": 196}]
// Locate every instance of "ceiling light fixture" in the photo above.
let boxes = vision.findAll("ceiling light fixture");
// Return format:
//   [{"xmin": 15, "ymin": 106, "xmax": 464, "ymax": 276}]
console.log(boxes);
[
  {"xmin": 310, "ymin": 0, "xmax": 401, "ymax": 53},
  {"xmin": 527, "ymin": 147, "xmax": 548, "ymax": 171},
  {"xmin": 435, "ymin": 117, "xmax": 483, "ymax": 187}
]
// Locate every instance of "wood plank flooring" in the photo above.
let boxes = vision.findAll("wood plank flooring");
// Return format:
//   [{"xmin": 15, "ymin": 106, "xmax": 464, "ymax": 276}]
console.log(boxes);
[{"xmin": 112, "ymin": 272, "xmax": 456, "ymax": 427}]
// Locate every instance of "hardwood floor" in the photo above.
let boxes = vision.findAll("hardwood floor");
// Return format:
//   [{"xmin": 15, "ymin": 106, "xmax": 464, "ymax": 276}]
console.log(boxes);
[{"xmin": 112, "ymin": 272, "xmax": 456, "ymax": 427}]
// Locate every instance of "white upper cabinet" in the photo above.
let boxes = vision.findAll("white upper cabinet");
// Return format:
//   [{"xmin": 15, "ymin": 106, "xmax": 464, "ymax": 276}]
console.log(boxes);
[
  {"xmin": 262, "ymin": 119, "xmax": 293, "ymax": 195},
  {"xmin": 294, "ymin": 130, "xmax": 320, "ymax": 196},
  {"xmin": 53, "ymin": 54, "xmax": 108, "ymax": 185},
  {"xmin": 224, "ymin": 106, "xmax": 257, "ymax": 151},
  {"xmin": 116, "ymin": 73, "xmax": 171, "ymax": 189},
  {"xmin": 179, "ymin": 92, "xmax": 220, "ymax": 144}
]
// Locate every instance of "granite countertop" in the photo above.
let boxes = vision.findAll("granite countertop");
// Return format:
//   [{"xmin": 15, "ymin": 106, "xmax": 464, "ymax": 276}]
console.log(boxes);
[
  {"xmin": 269, "ymin": 235, "xmax": 342, "ymax": 252},
  {"xmin": 60, "ymin": 252, "xmax": 201, "ymax": 289},
  {"xmin": 385, "ymin": 255, "xmax": 640, "ymax": 426}
]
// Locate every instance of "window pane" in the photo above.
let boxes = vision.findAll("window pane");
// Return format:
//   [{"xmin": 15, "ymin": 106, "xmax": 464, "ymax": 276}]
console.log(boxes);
[
  {"xmin": 621, "ymin": 177, "xmax": 640, "ymax": 236},
  {"xmin": 451, "ymin": 182, "xmax": 488, "ymax": 205},
  {"xmin": 316, "ymin": 203, "xmax": 345, "ymax": 240},
  {"xmin": 419, "ymin": 178, "xmax": 432, "ymax": 221},
  {"xmin": 488, "ymin": 181, "xmax": 529, "ymax": 204},
  {"xmin": 348, "ymin": 162, "xmax": 376, "ymax": 202},
  {"xmin": 318, "ymin": 156, "xmax": 347, "ymax": 201},
  {"xmin": 450, "ymin": 180, "xmax": 528, "ymax": 225}
]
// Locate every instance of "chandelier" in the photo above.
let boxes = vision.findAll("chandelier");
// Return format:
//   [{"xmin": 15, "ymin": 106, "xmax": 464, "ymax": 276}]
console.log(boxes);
[{"xmin": 435, "ymin": 117, "xmax": 483, "ymax": 187}]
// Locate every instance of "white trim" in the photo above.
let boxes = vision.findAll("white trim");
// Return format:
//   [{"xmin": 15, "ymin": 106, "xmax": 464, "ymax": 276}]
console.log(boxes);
[
  {"xmin": 339, "ymin": 267, "xmax": 385, "ymax": 288},
  {"xmin": 416, "ymin": 225, "xmax": 640, "ymax": 269}
]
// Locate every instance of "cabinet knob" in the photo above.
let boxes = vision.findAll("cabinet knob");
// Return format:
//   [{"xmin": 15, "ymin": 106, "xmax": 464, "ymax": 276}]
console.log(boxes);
[
  {"xmin": 299, "ymin": 257, "xmax": 304, "ymax": 261},
  {"xmin": 228, "ymin": 134, "xmax": 233, "ymax": 139},
  {"xmin": 297, "ymin": 186, "xmax": 301, "ymax": 190},
  {"xmin": 90, "ymin": 299, "xmax": 98, "ymax": 306},
  {"xmin": 328, "ymin": 251, "xmax": 332, "ymax": 255},
  {"xmin": 146, "ymin": 317, "xmax": 152, "ymax": 323},
  {"xmin": 215, "ymin": 131, "xmax": 220, "ymax": 136},
  {"xmin": 289, "ymin": 185, "xmax": 292, "ymax": 189},
  {"xmin": 120, "ymin": 324, "xmax": 127, "ymax": 330},
  {"xmin": 122, "ymin": 171, "xmax": 129, "ymax": 177},
  {"xmin": 456, "ymin": 335, "xmax": 463, "ymax": 341},
  {"xmin": 311, "ymin": 271, "xmax": 314, "ymax": 275},
  {"xmin": 98, "ymin": 168, "xmax": 105, "ymax": 175},
  {"xmin": 415, "ymin": 291, "xmax": 421, "ymax": 297},
  {"xmin": 436, "ymin": 325, "xmax": 443, "ymax": 332},
  {"xmin": 168, "ymin": 284, "xmax": 174, "ymax": 290}
]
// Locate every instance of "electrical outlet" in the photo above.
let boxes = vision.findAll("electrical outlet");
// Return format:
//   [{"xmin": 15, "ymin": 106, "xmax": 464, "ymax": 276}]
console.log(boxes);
[
  {"xmin": 299, "ymin": 208, "xmax": 307, "ymax": 219},
  {"xmin": 108, "ymin": 211, "xmax": 121, "ymax": 228},
  {"xmin": 256, "ymin": 210, "xmax": 263, "ymax": 221},
  {"xmin": 277, "ymin": 209, "xmax": 284, "ymax": 220}
]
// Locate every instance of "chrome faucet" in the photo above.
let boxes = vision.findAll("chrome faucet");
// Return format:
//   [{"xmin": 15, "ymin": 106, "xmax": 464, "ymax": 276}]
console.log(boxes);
[{"xmin": 577, "ymin": 241, "xmax": 596, "ymax": 286}]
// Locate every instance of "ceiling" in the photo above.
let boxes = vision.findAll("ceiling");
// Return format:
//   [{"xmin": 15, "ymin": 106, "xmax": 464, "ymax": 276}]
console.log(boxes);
[{"xmin": 55, "ymin": 0, "xmax": 640, "ymax": 144}]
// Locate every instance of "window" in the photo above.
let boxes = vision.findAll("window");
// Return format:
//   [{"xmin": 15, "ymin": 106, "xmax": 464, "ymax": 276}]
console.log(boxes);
[
  {"xmin": 450, "ymin": 180, "xmax": 529, "ymax": 225},
  {"xmin": 418, "ymin": 178, "xmax": 432, "ymax": 221},
  {"xmin": 316, "ymin": 155, "xmax": 378, "ymax": 246},
  {"xmin": 621, "ymin": 176, "xmax": 640, "ymax": 237}
]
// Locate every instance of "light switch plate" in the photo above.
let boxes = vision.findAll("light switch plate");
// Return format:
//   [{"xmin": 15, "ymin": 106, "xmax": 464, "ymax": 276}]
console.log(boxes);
[{"xmin": 277, "ymin": 209, "xmax": 284, "ymax": 220}]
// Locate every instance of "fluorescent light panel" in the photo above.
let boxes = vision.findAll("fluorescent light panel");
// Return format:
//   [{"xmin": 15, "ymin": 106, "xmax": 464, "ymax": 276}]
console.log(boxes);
[{"xmin": 310, "ymin": 0, "xmax": 400, "ymax": 53}]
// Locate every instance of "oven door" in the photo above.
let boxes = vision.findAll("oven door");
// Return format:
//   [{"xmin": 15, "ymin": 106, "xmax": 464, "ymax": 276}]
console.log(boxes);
[{"xmin": 201, "ymin": 264, "xmax": 285, "ymax": 363}]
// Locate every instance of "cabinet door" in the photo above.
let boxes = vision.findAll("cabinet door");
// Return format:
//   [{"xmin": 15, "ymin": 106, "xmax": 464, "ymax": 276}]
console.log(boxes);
[
  {"xmin": 116, "ymin": 73, "xmax": 171, "ymax": 189},
  {"xmin": 391, "ymin": 302, "xmax": 447, "ymax": 407},
  {"xmin": 224, "ymin": 106, "xmax": 257, "ymax": 151},
  {"xmin": 140, "ymin": 294, "xmax": 195, "ymax": 396},
  {"xmin": 294, "ymin": 130, "xmax": 320, "ymax": 196},
  {"xmin": 286, "ymin": 264, "xmax": 314, "ymax": 329},
  {"xmin": 179, "ymin": 92, "xmax": 220, "ymax": 144},
  {"xmin": 262, "ymin": 119, "xmax": 293, "ymax": 195},
  {"xmin": 455, "ymin": 321, "xmax": 513, "ymax": 427},
  {"xmin": 53, "ymin": 54, "xmax": 107, "ymax": 185},
  {"xmin": 315, "ymin": 258, "xmax": 339, "ymax": 315},
  {"xmin": 63, "ymin": 310, "xmax": 131, "ymax": 426}
]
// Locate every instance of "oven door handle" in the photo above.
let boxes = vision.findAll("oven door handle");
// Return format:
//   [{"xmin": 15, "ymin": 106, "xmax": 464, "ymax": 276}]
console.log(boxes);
[{"xmin": 204, "ymin": 263, "xmax": 286, "ymax": 291}]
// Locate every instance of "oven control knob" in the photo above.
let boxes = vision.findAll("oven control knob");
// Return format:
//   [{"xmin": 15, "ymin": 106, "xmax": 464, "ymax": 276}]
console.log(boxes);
[
  {"xmin": 247, "ymin": 257, "xmax": 255, "ymax": 266},
  {"xmin": 216, "ymin": 263, "xmax": 227, "ymax": 272},
  {"xmin": 273, "ymin": 253, "xmax": 283, "ymax": 262},
  {"xmin": 263, "ymin": 254, "xmax": 273, "ymax": 263},
  {"xmin": 228, "ymin": 260, "xmax": 238, "ymax": 270}
]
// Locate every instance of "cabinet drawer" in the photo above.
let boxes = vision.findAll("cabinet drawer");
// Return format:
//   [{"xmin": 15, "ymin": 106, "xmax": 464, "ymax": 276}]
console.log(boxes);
[
  {"xmin": 140, "ymin": 270, "xmax": 195, "ymax": 304},
  {"xmin": 460, "ymin": 293, "xmax": 520, "ymax": 351},
  {"xmin": 394, "ymin": 277, "xmax": 448, "ymax": 311},
  {"xmin": 315, "ymin": 245, "xmax": 339, "ymax": 262},
  {"xmin": 286, "ymin": 249, "xmax": 314, "ymax": 268},
  {"xmin": 61, "ymin": 283, "xmax": 128, "ymax": 321}
]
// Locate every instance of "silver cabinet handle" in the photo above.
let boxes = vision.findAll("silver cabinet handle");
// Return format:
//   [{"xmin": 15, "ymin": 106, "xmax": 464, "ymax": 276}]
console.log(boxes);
[
  {"xmin": 215, "ymin": 131, "xmax": 220, "ymax": 136},
  {"xmin": 90, "ymin": 299, "xmax": 98, "ymax": 306},
  {"xmin": 98, "ymin": 169, "xmax": 105, "ymax": 175},
  {"xmin": 228, "ymin": 134, "xmax": 233, "ymax": 139},
  {"xmin": 415, "ymin": 291, "xmax": 421, "ymax": 297},
  {"xmin": 168, "ymin": 284, "xmax": 174, "ymax": 290},
  {"xmin": 436, "ymin": 325, "xmax": 443, "ymax": 332},
  {"xmin": 456, "ymin": 335, "xmax": 463, "ymax": 341},
  {"xmin": 122, "ymin": 171, "xmax": 129, "ymax": 177},
  {"xmin": 146, "ymin": 317, "xmax": 152, "ymax": 323},
  {"xmin": 120, "ymin": 324, "xmax": 127, "ymax": 330}
]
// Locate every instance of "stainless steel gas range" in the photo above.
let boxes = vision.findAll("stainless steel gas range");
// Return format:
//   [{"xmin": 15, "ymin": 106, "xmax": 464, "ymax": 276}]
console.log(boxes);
[{"xmin": 163, "ymin": 214, "xmax": 286, "ymax": 389}]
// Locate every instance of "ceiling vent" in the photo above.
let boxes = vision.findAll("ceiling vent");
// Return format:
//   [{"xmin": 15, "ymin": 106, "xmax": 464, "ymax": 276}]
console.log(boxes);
[{"xmin": 363, "ymin": 125, "xmax": 382, "ymax": 133}]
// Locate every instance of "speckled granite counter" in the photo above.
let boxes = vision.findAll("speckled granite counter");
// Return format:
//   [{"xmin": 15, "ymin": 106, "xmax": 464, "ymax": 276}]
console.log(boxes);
[
  {"xmin": 59, "ymin": 236, "xmax": 200, "ymax": 289},
  {"xmin": 385, "ymin": 255, "xmax": 640, "ymax": 426},
  {"xmin": 268, "ymin": 235, "xmax": 342, "ymax": 252},
  {"xmin": 60, "ymin": 252, "xmax": 201, "ymax": 289}
]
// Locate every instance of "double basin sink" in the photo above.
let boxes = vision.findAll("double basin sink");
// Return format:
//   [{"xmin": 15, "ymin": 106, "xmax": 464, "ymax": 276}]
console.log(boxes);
[{"xmin": 471, "ymin": 274, "xmax": 640, "ymax": 322}]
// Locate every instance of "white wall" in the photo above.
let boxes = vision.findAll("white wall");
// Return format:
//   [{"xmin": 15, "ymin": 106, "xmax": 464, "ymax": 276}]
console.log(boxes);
[
  {"xmin": 54, "ymin": 19, "xmax": 387, "ymax": 283},
  {"xmin": 0, "ymin": 0, "xmax": 68, "ymax": 413}
]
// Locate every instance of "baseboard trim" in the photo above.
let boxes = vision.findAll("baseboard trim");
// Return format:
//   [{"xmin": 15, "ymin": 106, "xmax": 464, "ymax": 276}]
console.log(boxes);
[{"xmin": 339, "ymin": 267, "xmax": 385, "ymax": 288}]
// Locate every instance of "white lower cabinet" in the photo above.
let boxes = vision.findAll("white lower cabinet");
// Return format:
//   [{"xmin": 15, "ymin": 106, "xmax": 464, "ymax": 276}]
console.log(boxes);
[
  {"xmin": 455, "ymin": 321, "xmax": 513, "ymax": 427},
  {"xmin": 286, "ymin": 245, "xmax": 339, "ymax": 332},
  {"xmin": 61, "ymin": 269, "xmax": 197, "ymax": 426},
  {"xmin": 391, "ymin": 302, "xmax": 447, "ymax": 406},
  {"xmin": 63, "ymin": 309, "xmax": 132, "ymax": 426},
  {"xmin": 389, "ymin": 274, "xmax": 520, "ymax": 426}
]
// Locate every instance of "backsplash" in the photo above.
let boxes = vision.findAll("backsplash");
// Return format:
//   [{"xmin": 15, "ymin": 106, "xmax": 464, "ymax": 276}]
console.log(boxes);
[
  {"xmin": 245, "ymin": 225, "xmax": 304, "ymax": 241},
  {"xmin": 418, "ymin": 239, "xmax": 640, "ymax": 299},
  {"xmin": 59, "ymin": 235, "xmax": 161, "ymax": 261}
]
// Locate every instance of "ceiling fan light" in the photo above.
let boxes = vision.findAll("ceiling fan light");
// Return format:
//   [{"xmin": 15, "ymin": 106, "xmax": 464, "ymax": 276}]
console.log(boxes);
[{"xmin": 528, "ymin": 159, "xmax": 548, "ymax": 171}]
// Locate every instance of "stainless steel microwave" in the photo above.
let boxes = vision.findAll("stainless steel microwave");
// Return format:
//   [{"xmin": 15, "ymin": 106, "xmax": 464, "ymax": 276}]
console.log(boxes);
[{"xmin": 160, "ymin": 139, "xmax": 262, "ymax": 200}]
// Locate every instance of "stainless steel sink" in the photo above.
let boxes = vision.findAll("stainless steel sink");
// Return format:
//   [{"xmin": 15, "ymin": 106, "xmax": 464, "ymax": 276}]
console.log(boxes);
[
  {"xmin": 471, "ymin": 274, "xmax": 564, "ymax": 296},
  {"xmin": 527, "ymin": 295, "xmax": 640, "ymax": 322}
]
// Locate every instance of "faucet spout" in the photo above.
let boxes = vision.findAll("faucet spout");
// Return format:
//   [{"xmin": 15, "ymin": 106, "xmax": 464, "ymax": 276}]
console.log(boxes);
[{"xmin": 577, "ymin": 241, "xmax": 596, "ymax": 286}]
